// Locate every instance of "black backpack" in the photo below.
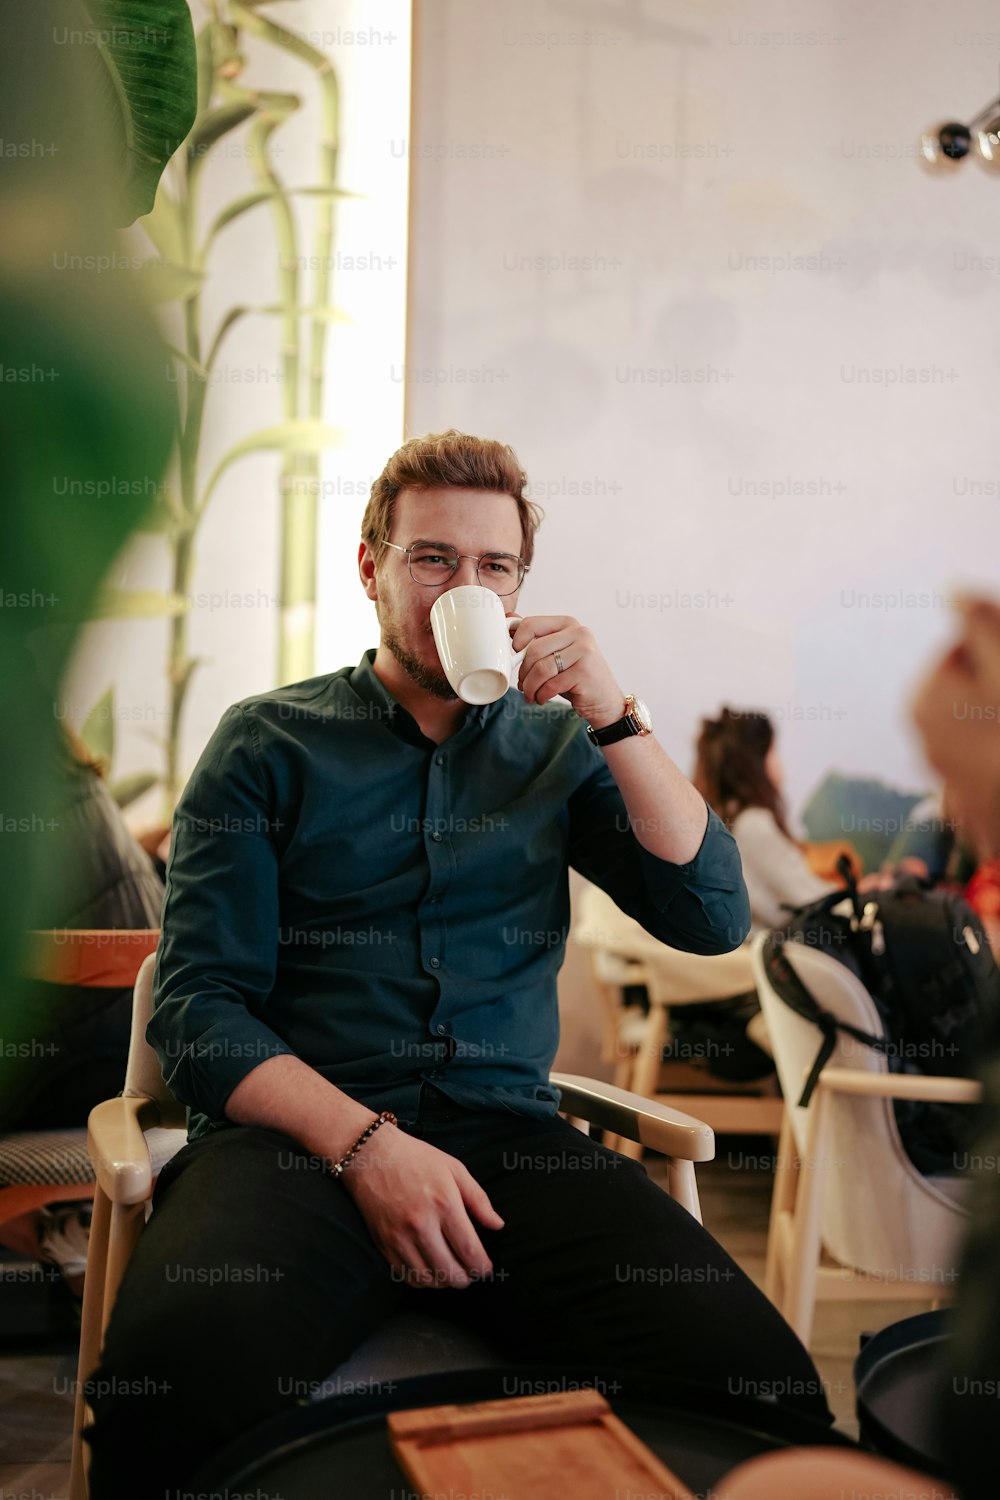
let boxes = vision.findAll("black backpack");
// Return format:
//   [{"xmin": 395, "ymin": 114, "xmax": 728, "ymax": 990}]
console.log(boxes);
[{"xmin": 762, "ymin": 858, "xmax": 1000, "ymax": 1175}]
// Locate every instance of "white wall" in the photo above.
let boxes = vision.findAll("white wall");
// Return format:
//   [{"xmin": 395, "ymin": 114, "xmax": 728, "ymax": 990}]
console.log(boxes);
[
  {"xmin": 61, "ymin": 0, "xmax": 410, "ymax": 821},
  {"xmin": 405, "ymin": 0, "xmax": 1000, "ymax": 822}
]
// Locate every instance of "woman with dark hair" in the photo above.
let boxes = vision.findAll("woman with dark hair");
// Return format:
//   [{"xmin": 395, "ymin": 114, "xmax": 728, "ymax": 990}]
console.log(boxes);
[{"xmin": 693, "ymin": 708, "xmax": 835, "ymax": 932}]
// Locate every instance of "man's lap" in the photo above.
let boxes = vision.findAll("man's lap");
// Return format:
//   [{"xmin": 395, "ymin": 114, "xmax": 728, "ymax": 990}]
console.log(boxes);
[{"xmin": 93, "ymin": 1103, "xmax": 832, "ymax": 1425}]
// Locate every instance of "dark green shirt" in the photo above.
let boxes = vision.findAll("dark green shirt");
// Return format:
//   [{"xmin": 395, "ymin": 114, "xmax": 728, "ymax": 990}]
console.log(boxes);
[{"xmin": 149, "ymin": 651, "xmax": 751, "ymax": 1139}]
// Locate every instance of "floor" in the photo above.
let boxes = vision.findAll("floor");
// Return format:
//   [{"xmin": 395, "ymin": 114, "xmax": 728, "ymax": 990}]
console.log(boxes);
[{"xmin": 0, "ymin": 1150, "xmax": 938, "ymax": 1499}]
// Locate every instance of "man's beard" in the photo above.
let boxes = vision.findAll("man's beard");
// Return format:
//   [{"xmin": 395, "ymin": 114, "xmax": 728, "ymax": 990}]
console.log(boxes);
[{"xmin": 383, "ymin": 622, "xmax": 458, "ymax": 701}]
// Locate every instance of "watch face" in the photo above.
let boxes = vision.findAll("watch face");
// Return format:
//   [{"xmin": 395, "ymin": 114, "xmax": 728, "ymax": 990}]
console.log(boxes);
[{"xmin": 632, "ymin": 696, "xmax": 652, "ymax": 731}]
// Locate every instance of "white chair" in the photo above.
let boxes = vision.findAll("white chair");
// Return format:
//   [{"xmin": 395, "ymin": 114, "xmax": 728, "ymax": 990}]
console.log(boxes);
[
  {"xmin": 751, "ymin": 930, "xmax": 980, "ymax": 1346},
  {"xmin": 69, "ymin": 952, "xmax": 716, "ymax": 1499},
  {"xmin": 573, "ymin": 882, "xmax": 783, "ymax": 1157}
]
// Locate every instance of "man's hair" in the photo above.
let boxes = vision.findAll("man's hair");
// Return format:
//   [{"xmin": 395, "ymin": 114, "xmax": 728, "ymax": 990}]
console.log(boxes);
[{"xmin": 361, "ymin": 429, "xmax": 543, "ymax": 569}]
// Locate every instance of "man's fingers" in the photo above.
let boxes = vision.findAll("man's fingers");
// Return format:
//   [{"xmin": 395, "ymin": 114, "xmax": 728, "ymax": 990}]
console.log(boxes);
[
  {"xmin": 510, "ymin": 614, "xmax": 575, "ymax": 651},
  {"xmin": 456, "ymin": 1169, "xmax": 506, "ymax": 1235},
  {"xmin": 414, "ymin": 1226, "xmax": 479, "ymax": 1289}
]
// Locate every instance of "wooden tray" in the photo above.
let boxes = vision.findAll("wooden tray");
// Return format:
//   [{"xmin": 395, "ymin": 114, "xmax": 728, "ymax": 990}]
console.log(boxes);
[{"xmin": 388, "ymin": 1387, "xmax": 695, "ymax": 1500}]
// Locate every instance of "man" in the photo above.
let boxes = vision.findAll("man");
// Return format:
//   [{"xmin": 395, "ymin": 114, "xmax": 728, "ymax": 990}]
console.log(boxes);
[{"xmin": 86, "ymin": 431, "xmax": 832, "ymax": 1496}]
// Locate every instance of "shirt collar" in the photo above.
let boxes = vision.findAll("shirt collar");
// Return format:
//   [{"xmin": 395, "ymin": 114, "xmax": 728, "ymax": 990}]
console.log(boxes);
[{"xmin": 348, "ymin": 650, "xmax": 506, "ymax": 743}]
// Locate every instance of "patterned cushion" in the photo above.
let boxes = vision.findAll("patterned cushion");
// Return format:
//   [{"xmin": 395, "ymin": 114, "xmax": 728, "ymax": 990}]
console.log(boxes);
[
  {"xmin": 0, "ymin": 1125, "xmax": 186, "ymax": 1189},
  {"xmin": 0, "ymin": 1130, "xmax": 92, "ymax": 1188}
]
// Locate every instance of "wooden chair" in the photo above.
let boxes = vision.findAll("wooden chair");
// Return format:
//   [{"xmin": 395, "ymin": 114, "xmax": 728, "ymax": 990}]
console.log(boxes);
[
  {"xmin": 751, "ymin": 931, "xmax": 979, "ymax": 1345},
  {"xmin": 69, "ymin": 951, "xmax": 716, "ymax": 1499},
  {"xmin": 572, "ymin": 882, "xmax": 784, "ymax": 1157}
]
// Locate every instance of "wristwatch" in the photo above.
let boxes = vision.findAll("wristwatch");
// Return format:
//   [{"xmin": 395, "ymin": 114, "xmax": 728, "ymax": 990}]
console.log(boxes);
[{"xmin": 586, "ymin": 694, "xmax": 653, "ymax": 747}]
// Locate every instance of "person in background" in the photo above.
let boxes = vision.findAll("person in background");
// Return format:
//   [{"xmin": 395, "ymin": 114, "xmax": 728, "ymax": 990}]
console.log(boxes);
[
  {"xmin": 693, "ymin": 708, "xmax": 838, "ymax": 933},
  {"xmin": 912, "ymin": 594, "xmax": 1000, "ymax": 1500},
  {"xmin": 0, "ymin": 724, "xmax": 164, "ymax": 1291}
]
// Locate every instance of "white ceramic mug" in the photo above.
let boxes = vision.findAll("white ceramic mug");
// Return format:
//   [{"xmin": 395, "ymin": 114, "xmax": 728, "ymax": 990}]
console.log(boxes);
[{"xmin": 429, "ymin": 585, "xmax": 522, "ymax": 704}]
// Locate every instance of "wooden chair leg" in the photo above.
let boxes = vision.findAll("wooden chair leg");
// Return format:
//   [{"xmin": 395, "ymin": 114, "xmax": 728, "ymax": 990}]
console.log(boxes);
[
  {"xmin": 70, "ymin": 1185, "xmax": 112, "ymax": 1500},
  {"xmin": 764, "ymin": 1108, "xmax": 796, "ymax": 1307},
  {"xmin": 102, "ymin": 1200, "xmax": 146, "ymax": 1340},
  {"xmin": 782, "ymin": 1088, "xmax": 831, "ymax": 1348},
  {"xmin": 69, "ymin": 1193, "xmax": 148, "ymax": 1500}
]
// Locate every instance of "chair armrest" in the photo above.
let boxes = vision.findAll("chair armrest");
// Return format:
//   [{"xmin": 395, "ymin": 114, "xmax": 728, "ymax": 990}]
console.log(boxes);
[
  {"xmin": 550, "ymin": 1072, "xmax": 715, "ymax": 1162},
  {"xmin": 87, "ymin": 1095, "xmax": 163, "ymax": 1205},
  {"xmin": 815, "ymin": 1068, "xmax": 982, "ymax": 1104}
]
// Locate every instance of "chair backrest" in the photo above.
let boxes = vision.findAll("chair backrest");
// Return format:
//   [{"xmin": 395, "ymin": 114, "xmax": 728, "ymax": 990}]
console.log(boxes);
[
  {"xmin": 123, "ymin": 951, "xmax": 186, "ymax": 1127},
  {"xmin": 572, "ymin": 881, "xmax": 755, "ymax": 1005},
  {"xmin": 751, "ymin": 933, "xmax": 965, "ymax": 1279}
]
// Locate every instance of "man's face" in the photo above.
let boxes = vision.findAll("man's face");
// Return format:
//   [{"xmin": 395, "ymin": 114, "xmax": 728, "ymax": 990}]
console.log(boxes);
[{"xmin": 361, "ymin": 486, "xmax": 526, "ymax": 699}]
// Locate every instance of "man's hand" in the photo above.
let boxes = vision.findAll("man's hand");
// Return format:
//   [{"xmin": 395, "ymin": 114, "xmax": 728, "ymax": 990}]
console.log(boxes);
[
  {"xmin": 510, "ymin": 614, "xmax": 625, "ymax": 729},
  {"xmin": 339, "ymin": 1125, "xmax": 505, "ymax": 1290}
]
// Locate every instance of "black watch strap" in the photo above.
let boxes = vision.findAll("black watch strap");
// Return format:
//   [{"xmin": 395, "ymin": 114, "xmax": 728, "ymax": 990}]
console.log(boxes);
[
  {"xmin": 587, "ymin": 716, "xmax": 643, "ymax": 747},
  {"xmin": 586, "ymin": 695, "xmax": 651, "ymax": 747}
]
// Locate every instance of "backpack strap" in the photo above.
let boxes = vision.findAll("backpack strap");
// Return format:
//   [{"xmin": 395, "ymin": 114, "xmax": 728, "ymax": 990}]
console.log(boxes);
[{"xmin": 762, "ymin": 935, "xmax": 888, "ymax": 1107}]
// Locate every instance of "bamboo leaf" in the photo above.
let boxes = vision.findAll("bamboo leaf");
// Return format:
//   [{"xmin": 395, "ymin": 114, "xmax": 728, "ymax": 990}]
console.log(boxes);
[
  {"xmin": 230, "ymin": 2, "xmax": 330, "ymax": 70},
  {"xmin": 91, "ymin": 588, "xmax": 191, "ymax": 619},
  {"xmin": 135, "ymin": 495, "xmax": 183, "ymax": 534},
  {"xmin": 80, "ymin": 686, "xmax": 116, "ymax": 768},
  {"xmin": 165, "ymin": 345, "xmax": 209, "ymax": 379},
  {"xmin": 296, "ymin": 185, "xmax": 363, "ymax": 200},
  {"xmin": 200, "ymin": 421, "xmax": 346, "ymax": 512},
  {"xmin": 206, "ymin": 189, "xmax": 274, "ymax": 239},
  {"xmin": 186, "ymin": 100, "xmax": 257, "ymax": 163},
  {"xmin": 257, "ymin": 304, "xmax": 352, "ymax": 322},
  {"xmin": 137, "ymin": 261, "xmax": 205, "ymax": 303},
  {"xmin": 111, "ymin": 772, "xmax": 160, "ymax": 808},
  {"xmin": 205, "ymin": 184, "xmax": 356, "ymax": 245},
  {"xmin": 206, "ymin": 305, "xmax": 251, "ymax": 370},
  {"xmin": 83, "ymin": 0, "xmax": 198, "ymax": 224},
  {"xmin": 138, "ymin": 185, "xmax": 187, "ymax": 264}
]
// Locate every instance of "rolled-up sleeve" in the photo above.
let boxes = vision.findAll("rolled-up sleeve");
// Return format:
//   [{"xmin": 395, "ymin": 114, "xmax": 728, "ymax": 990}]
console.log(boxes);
[
  {"xmin": 567, "ymin": 755, "xmax": 751, "ymax": 955},
  {"xmin": 147, "ymin": 704, "xmax": 296, "ymax": 1120}
]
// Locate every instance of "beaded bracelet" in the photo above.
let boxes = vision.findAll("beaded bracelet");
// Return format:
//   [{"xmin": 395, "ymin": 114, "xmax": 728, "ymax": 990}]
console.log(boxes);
[{"xmin": 328, "ymin": 1110, "xmax": 397, "ymax": 1179}]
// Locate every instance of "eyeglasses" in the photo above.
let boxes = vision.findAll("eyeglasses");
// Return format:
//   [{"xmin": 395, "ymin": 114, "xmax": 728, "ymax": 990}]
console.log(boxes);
[{"xmin": 382, "ymin": 539, "xmax": 528, "ymax": 596}]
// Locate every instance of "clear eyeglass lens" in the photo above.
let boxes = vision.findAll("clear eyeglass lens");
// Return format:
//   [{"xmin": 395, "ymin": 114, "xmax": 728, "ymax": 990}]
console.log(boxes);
[{"xmin": 408, "ymin": 546, "xmax": 521, "ymax": 594}]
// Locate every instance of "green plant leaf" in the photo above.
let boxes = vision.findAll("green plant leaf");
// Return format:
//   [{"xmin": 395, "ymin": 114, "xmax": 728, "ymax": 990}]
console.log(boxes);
[
  {"xmin": 110, "ymin": 771, "xmax": 160, "ymax": 808},
  {"xmin": 83, "ymin": 0, "xmax": 198, "ymax": 224},
  {"xmin": 205, "ymin": 305, "xmax": 251, "ymax": 370},
  {"xmin": 297, "ymin": 186, "xmax": 363, "ymax": 200},
  {"xmin": 80, "ymin": 686, "xmax": 116, "ymax": 767},
  {"xmin": 187, "ymin": 100, "xmax": 258, "ymax": 163},
  {"xmin": 165, "ymin": 344, "xmax": 209, "ymax": 380},
  {"xmin": 138, "ymin": 185, "xmax": 187, "ymax": 264},
  {"xmin": 200, "ymin": 420, "xmax": 346, "ymax": 511},
  {"xmin": 91, "ymin": 588, "xmax": 190, "ymax": 619},
  {"xmin": 135, "ymin": 260, "xmax": 204, "ymax": 303},
  {"xmin": 205, "ymin": 185, "xmax": 356, "ymax": 245},
  {"xmin": 258, "ymin": 304, "xmax": 353, "ymax": 323}
]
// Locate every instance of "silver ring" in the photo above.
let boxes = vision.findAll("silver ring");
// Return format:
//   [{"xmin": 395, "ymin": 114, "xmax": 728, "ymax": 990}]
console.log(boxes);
[{"xmin": 554, "ymin": 651, "xmax": 565, "ymax": 674}]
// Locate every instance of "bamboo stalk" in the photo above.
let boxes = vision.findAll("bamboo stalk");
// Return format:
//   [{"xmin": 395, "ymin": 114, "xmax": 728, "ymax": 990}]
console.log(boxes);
[{"xmin": 230, "ymin": 2, "xmax": 341, "ymax": 685}]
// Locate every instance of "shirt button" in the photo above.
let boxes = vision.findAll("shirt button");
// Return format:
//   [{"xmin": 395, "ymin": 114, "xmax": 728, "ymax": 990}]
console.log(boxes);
[
  {"xmin": 435, "ymin": 755, "xmax": 446, "ymax": 767},
  {"xmin": 435, "ymin": 1024, "xmax": 448, "ymax": 1035},
  {"xmin": 429, "ymin": 957, "xmax": 441, "ymax": 969},
  {"xmin": 431, "ymin": 831, "xmax": 443, "ymax": 842},
  {"xmin": 429, "ymin": 894, "xmax": 442, "ymax": 904}
]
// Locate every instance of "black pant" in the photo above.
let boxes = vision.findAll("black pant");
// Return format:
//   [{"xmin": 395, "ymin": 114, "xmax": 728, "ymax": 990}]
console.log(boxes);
[{"xmin": 85, "ymin": 1085, "xmax": 832, "ymax": 1497}]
